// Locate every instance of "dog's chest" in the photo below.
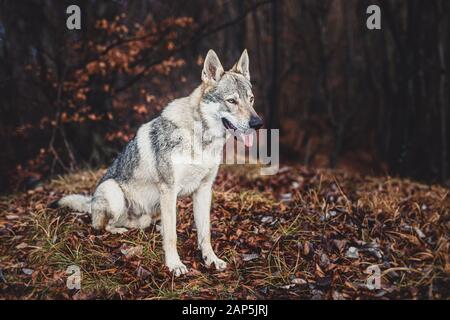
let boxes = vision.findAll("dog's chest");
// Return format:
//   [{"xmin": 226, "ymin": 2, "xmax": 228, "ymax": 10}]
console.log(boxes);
[
  {"xmin": 177, "ymin": 163, "xmax": 216, "ymax": 196},
  {"xmin": 175, "ymin": 132, "xmax": 223, "ymax": 196}
]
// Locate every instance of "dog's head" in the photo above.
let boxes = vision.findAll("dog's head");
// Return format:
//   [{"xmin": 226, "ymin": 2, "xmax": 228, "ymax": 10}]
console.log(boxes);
[{"xmin": 200, "ymin": 49, "xmax": 263, "ymax": 147}]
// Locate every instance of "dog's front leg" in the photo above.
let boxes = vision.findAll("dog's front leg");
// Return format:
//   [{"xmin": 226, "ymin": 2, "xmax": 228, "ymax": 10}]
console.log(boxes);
[
  {"xmin": 193, "ymin": 183, "xmax": 227, "ymax": 271},
  {"xmin": 160, "ymin": 189, "xmax": 188, "ymax": 276}
]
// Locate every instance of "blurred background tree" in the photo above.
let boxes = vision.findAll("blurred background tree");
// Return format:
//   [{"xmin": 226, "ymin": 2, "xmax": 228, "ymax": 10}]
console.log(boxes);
[{"xmin": 0, "ymin": 0, "xmax": 449, "ymax": 191}]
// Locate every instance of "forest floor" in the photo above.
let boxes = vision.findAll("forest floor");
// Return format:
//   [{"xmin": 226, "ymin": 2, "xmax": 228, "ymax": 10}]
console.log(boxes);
[{"xmin": 0, "ymin": 164, "xmax": 448, "ymax": 299}]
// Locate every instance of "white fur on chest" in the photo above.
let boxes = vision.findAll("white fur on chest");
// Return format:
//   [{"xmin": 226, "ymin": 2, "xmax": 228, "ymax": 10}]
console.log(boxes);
[
  {"xmin": 173, "ymin": 130, "xmax": 223, "ymax": 194},
  {"xmin": 174, "ymin": 148, "xmax": 220, "ymax": 195},
  {"xmin": 175, "ymin": 163, "xmax": 216, "ymax": 196}
]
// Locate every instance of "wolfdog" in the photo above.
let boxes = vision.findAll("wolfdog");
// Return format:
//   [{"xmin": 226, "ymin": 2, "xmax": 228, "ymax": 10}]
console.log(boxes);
[{"xmin": 53, "ymin": 50, "xmax": 263, "ymax": 276}]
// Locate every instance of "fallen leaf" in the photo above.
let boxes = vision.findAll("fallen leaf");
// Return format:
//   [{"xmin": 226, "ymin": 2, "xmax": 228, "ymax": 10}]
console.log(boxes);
[
  {"xmin": 242, "ymin": 253, "xmax": 259, "ymax": 262},
  {"xmin": 291, "ymin": 278, "xmax": 307, "ymax": 285},
  {"xmin": 346, "ymin": 246, "xmax": 359, "ymax": 259},
  {"xmin": 22, "ymin": 268, "xmax": 34, "ymax": 275},
  {"xmin": 120, "ymin": 244, "xmax": 143, "ymax": 258},
  {"xmin": 16, "ymin": 242, "xmax": 28, "ymax": 249}
]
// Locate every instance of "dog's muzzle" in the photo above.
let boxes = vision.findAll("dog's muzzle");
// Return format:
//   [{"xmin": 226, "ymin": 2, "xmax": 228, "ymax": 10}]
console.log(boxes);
[
  {"xmin": 249, "ymin": 115, "xmax": 263, "ymax": 129},
  {"xmin": 221, "ymin": 118, "xmax": 237, "ymax": 130},
  {"xmin": 221, "ymin": 117, "xmax": 256, "ymax": 147}
]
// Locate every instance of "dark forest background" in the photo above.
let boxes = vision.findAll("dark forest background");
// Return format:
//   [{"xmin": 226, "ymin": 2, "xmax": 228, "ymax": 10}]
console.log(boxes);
[{"xmin": 0, "ymin": 0, "xmax": 449, "ymax": 192}]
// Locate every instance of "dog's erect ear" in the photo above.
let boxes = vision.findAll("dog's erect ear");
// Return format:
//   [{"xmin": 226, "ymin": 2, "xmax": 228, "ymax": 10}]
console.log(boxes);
[
  {"xmin": 231, "ymin": 49, "xmax": 250, "ymax": 80},
  {"xmin": 202, "ymin": 50, "xmax": 224, "ymax": 84}
]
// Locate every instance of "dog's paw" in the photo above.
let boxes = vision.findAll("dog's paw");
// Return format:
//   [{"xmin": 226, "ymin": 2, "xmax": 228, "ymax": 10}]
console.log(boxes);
[
  {"xmin": 204, "ymin": 255, "xmax": 227, "ymax": 271},
  {"xmin": 166, "ymin": 260, "xmax": 189, "ymax": 277}
]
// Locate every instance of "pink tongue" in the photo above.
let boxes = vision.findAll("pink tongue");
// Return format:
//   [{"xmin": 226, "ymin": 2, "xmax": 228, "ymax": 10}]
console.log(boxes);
[{"xmin": 239, "ymin": 132, "xmax": 254, "ymax": 147}]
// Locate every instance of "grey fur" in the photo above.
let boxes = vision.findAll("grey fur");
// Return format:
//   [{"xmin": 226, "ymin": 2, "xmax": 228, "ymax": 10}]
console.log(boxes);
[
  {"xmin": 149, "ymin": 116, "xmax": 181, "ymax": 185},
  {"xmin": 202, "ymin": 72, "xmax": 252, "ymax": 107},
  {"xmin": 98, "ymin": 137, "xmax": 140, "ymax": 185},
  {"xmin": 55, "ymin": 49, "xmax": 261, "ymax": 276}
]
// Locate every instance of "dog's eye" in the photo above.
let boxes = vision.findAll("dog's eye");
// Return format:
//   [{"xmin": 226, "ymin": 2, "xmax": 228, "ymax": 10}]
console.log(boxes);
[
  {"xmin": 226, "ymin": 98, "xmax": 237, "ymax": 105},
  {"xmin": 250, "ymin": 96, "xmax": 254, "ymax": 103}
]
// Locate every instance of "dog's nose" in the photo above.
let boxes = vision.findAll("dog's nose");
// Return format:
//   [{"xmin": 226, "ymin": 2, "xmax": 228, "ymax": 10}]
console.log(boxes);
[{"xmin": 249, "ymin": 115, "xmax": 263, "ymax": 129}]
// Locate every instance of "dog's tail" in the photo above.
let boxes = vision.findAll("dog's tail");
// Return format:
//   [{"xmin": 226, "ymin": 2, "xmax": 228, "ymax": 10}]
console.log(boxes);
[{"xmin": 50, "ymin": 194, "xmax": 92, "ymax": 214}]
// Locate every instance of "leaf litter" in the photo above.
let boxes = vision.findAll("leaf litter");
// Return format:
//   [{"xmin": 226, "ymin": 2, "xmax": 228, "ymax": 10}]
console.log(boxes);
[{"xmin": 0, "ymin": 165, "xmax": 448, "ymax": 299}]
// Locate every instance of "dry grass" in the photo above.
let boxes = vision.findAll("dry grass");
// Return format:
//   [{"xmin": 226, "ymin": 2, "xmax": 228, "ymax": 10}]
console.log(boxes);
[{"xmin": 0, "ymin": 165, "xmax": 448, "ymax": 299}]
